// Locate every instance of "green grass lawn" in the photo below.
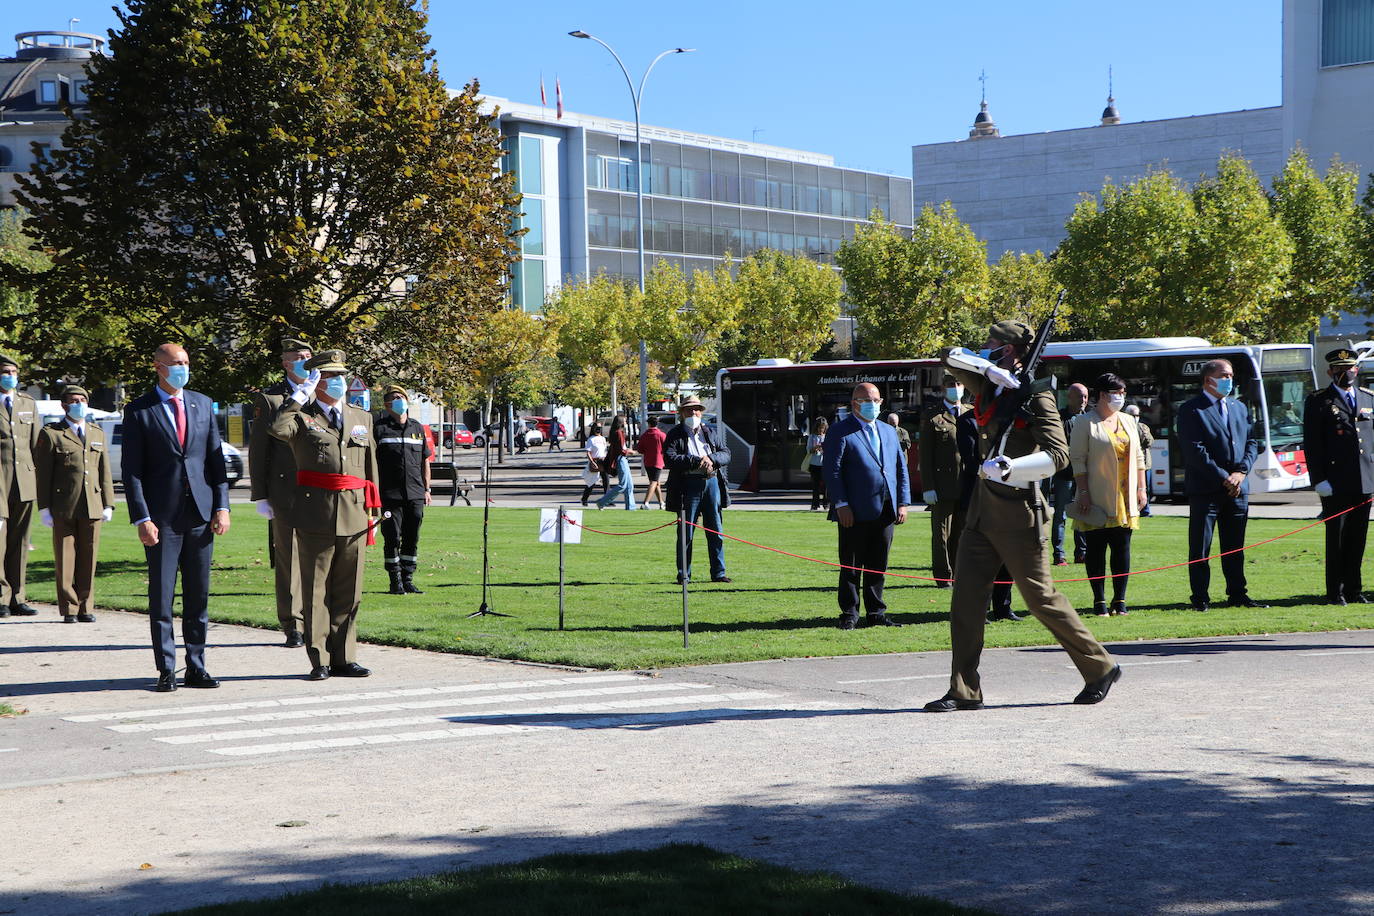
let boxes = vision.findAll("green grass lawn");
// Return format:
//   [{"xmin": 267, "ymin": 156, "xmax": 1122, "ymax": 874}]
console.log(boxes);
[
  {"xmin": 18, "ymin": 502, "xmax": 1373, "ymax": 670},
  {"xmin": 169, "ymin": 844, "xmax": 995, "ymax": 916}
]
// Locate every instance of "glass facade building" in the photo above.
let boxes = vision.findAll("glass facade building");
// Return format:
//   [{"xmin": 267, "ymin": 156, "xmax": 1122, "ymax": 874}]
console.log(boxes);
[{"xmin": 484, "ymin": 96, "xmax": 913, "ymax": 311}]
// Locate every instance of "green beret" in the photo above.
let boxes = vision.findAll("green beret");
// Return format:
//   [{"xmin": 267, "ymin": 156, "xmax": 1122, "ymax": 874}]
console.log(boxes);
[
  {"xmin": 62, "ymin": 385, "xmax": 89, "ymax": 400},
  {"xmin": 304, "ymin": 349, "xmax": 347, "ymax": 373},
  {"xmin": 1325, "ymin": 347, "xmax": 1359, "ymax": 368},
  {"xmin": 988, "ymin": 320, "xmax": 1033, "ymax": 348},
  {"xmin": 280, "ymin": 337, "xmax": 312, "ymax": 354},
  {"xmin": 0, "ymin": 353, "xmax": 18, "ymax": 371}
]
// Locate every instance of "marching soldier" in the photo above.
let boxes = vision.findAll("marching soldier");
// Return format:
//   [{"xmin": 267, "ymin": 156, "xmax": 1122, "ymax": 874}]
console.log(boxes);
[
  {"xmin": 0, "ymin": 353, "xmax": 41, "ymax": 618},
  {"xmin": 34, "ymin": 386, "xmax": 115, "ymax": 622},
  {"xmin": 373, "ymin": 385, "xmax": 433, "ymax": 595},
  {"xmin": 248, "ymin": 337, "xmax": 313, "ymax": 647},
  {"xmin": 1303, "ymin": 348, "xmax": 1374, "ymax": 605},
  {"xmin": 918, "ymin": 372, "xmax": 969, "ymax": 589},
  {"xmin": 925, "ymin": 320, "xmax": 1121, "ymax": 711},
  {"xmin": 269, "ymin": 349, "xmax": 380, "ymax": 681}
]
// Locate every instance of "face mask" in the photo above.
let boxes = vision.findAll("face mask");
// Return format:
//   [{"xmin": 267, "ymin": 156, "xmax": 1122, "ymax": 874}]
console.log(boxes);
[
  {"xmin": 683, "ymin": 415, "xmax": 702, "ymax": 430},
  {"xmin": 164, "ymin": 364, "xmax": 190, "ymax": 389},
  {"xmin": 944, "ymin": 386, "xmax": 963, "ymax": 405},
  {"xmin": 0, "ymin": 374, "xmax": 16, "ymax": 391},
  {"xmin": 977, "ymin": 348, "xmax": 995, "ymax": 361},
  {"xmin": 1212, "ymin": 377, "xmax": 1233, "ymax": 398},
  {"xmin": 1105, "ymin": 393, "xmax": 1126, "ymax": 410},
  {"xmin": 1337, "ymin": 369, "xmax": 1357, "ymax": 388},
  {"xmin": 289, "ymin": 358, "xmax": 308, "ymax": 379},
  {"xmin": 324, "ymin": 376, "xmax": 347, "ymax": 401},
  {"xmin": 66, "ymin": 402, "xmax": 87, "ymax": 421},
  {"xmin": 390, "ymin": 398, "xmax": 407, "ymax": 415},
  {"xmin": 857, "ymin": 401, "xmax": 881, "ymax": 422}
]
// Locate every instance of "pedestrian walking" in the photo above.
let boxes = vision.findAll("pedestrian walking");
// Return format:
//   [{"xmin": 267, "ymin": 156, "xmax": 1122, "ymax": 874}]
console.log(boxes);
[
  {"xmin": 547, "ymin": 418, "xmax": 563, "ymax": 451},
  {"xmin": 955, "ymin": 408, "xmax": 1019, "ymax": 620},
  {"xmin": 374, "ymin": 386, "xmax": 433, "ymax": 595},
  {"xmin": 637, "ymin": 420, "xmax": 667, "ymax": 510},
  {"xmin": 0, "ymin": 353, "xmax": 40, "ymax": 619},
  {"xmin": 595, "ymin": 415, "xmax": 638, "ymax": 510},
  {"xmin": 579, "ymin": 424, "xmax": 609, "ymax": 505}
]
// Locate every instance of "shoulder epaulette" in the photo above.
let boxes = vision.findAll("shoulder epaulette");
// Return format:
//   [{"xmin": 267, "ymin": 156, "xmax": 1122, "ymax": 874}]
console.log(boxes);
[{"xmin": 1029, "ymin": 377, "xmax": 1055, "ymax": 395}]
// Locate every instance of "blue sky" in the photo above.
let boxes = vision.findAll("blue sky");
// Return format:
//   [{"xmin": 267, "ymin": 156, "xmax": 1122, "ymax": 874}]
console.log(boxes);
[{"xmin": 8, "ymin": 1, "xmax": 1281, "ymax": 176}]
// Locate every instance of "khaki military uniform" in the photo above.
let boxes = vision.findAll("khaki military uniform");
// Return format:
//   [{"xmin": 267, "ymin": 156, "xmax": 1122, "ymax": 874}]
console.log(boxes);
[
  {"xmin": 34, "ymin": 420, "xmax": 115, "ymax": 616},
  {"xmin": 1, "ymin": 391, "xmax": 40, "ymax": 612},
  {"xmin": 269, "ymin": 398, "xmax": 379, "ymax": 669},
  {"xmin": 918, "ymin": 401, "xmax": 969, "ymax": 584},
  {"xmin": 943, "ymin": 362, "xmax": 1116, "ymax": 702},
  {"xmin": 249, "ymin": 382, "xmax": 304, "ymax": 634}
]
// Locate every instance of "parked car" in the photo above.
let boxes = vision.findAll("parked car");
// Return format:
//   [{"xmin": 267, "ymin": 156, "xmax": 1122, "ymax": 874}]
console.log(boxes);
[
  {"xmin": 98, "ymin": 419, "xmax": 244, "ymax": 487},
  {"xmin": 525, "ymin": 416, "xmax": 567, "ymax": 440},
  {"xmin": 448, "ymin": 422, "xmax": 475, "ymax": 449}
]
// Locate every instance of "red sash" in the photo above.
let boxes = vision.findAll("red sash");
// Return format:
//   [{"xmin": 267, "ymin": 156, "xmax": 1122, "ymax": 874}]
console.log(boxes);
[{"xmin": 296, "ymin": 471, "xmax": 382, "ymax": 545}]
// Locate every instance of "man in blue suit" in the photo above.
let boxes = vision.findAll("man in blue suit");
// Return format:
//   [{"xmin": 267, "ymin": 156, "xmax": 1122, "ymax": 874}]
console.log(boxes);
[
  {"xmin": 1176, "ymin": 359, "xmax": 1264, "ymax": 612},
  {"xmin": 824, "ymin": 382, "xmax": 910, "ymax": 629},
  {"xmin": 123, "ymin": 343, "xmax": 231, "ymax": 692}
]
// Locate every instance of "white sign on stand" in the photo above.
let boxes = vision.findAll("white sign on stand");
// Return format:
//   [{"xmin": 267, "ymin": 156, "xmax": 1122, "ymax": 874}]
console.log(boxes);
[{"xmin": 539, "ymin": 508, "xmax": 582, "ymax": 543}]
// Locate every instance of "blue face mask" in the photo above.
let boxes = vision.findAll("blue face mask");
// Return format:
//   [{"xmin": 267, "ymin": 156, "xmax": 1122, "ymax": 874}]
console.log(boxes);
[
  {"xmin": 289, "ymin": 358, "xmax": 308, "ymax": 379},
  {"xmin": 944, "ymin": 386, "xmax": 963, "ymax": 404},
  {"xmin": 164, "ymin": 364, "xmax": 190, "ymax": 390},
  {"xmin": 1213, "ymin": 377, "xmax": 1233, "ymax": 398},
  {"xmin": 977, "ymin": 348, "xmax": 995, "ymax": 361},
  {"xmin": 0, "ymin": 373, "xmax": 16, "ymax": 391},
  {"xmin": 66, "ymin": 401, "xmax": 88, "ymax": 421},
  {"xmin": 390, "ymin": 398, "xmax": 407, "ymax": 415},
  {"xmin": 857, "ymin": 401, "xmax": 881, "ymax": 422},
  {"xmin": 324, "ymin": 376, "xmax": 347, "ymax": 401}
]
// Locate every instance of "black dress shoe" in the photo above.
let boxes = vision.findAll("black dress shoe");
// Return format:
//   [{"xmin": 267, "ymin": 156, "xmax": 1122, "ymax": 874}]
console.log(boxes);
[
  {"xmin": 988, "ymin": 609, "xmax": 1023, "ymax": 621},
  {"xmin": 77, "ymin": 612, "xmax": 96, "ymax": 623},
  {"xmin": 330, "ymin": 662, "xmax": 371, "ymax": 677},
  {"xmin": 1326, "ymin": 595, "xmax": 1347, "ymax": 606},
  {"xmin": 711, "ymin": 576, "xmax": 733, "ymax": 583},
  {"xmin": 862, "ymin": 614, "xmax": 901, "ymax": 627},
  {"xmin": 923, "ymin": 697, "xmax": 984, "ymax": 712},
  {"xmin": 1073, "ymin": 665, "xmax": 1122, "ymax": 705},
  {"xmin": 1191, "ymin": 601, "xmax": 1209, "ymax": 613},
  {"xmin": 0, "ymin": 606, "xmax": 9, "ymax": 618},
  {"xmin": 10, "ymin": 603, "xmax": 38, "ymax": 617},
  {"xmin": 282, "ymin": 630, "xmax": 305, "ymax": 648},
  {"xmin": 184, "ymin": 668, "xmax": 220, "ymax": 689},
  {"xmin": 62, "ymin": 614, "xmax": 77, "ymax": 623},
  {"xmin": 1226, "ymin": 596, "xmax": 1269, "ymax": 609},
  {"xmin": 838, "ymin": 616, "xmax": 858, "ymax": 630},
  {"xmin": 155, "ymin": 671, "xmax": 176, "ymax": 692},
  {"xmin": 308, "ymin": 665, "xmax": 331, "ymax": 681}
]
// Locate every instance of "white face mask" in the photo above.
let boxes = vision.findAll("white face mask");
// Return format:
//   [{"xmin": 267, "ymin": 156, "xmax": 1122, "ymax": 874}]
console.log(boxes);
[
  {"xmin": 1105, "ymin": 393, "xmax": 1126, "ymax": 410},
  {"xmin": 683, "ymin": 415, "xmax": 702, "ymax": 430}
]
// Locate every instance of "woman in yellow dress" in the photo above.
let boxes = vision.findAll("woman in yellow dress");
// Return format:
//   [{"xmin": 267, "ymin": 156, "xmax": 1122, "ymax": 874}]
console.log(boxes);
[{"xmin": 1070, "ymin": 373, "xmax": 1148, "ymax": 616}]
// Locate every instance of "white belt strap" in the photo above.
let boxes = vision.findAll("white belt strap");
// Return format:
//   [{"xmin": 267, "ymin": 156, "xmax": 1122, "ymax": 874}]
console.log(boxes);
[{"xmin": 377, "ymin": 437, "xmax": 425, "ymax": 446}]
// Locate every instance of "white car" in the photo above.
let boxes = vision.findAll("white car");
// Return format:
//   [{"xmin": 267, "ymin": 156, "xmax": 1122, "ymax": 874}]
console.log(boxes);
[{"xmin": 94, "ymin": 419, "xmax": 244, "ymax": 488}]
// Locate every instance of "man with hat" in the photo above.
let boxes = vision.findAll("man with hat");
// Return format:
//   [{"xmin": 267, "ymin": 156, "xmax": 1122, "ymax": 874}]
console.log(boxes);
[
  {"xmin": 919, "ymin": 372, "xmax": 969, "ymax": 589},
  {"xmin": 34, "ymin": 386, "xmax": 115, "ymax": 622},
  {"xmin": 1304, "ymin": 348, "xmax": 1374, "ymax": 605},
  {"xmin": 248, "ymin": 337, "xmax": 313, "ymax": 647},
  {"xmin": 0, "ymin": 353, "xmax": 41, "ymax": 618},
  {"xmin": 269, "ymin": 349, "xmax": 380, "ymax": 680},
  {"xmin": 663, "ymin": 395, "xmax": 731, "ymax": 583},
  {"xmin": 925, "ymin": 320, "xmax": 1121, "ymax": 711},
  {"xmin": 373, "ymin": 384, "xmax": 433, "ymax": 595}
]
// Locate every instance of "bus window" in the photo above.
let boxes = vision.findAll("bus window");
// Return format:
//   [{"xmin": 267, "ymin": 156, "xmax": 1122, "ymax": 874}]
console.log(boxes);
[{"xmin": 1262, "ymin": 371, "xmax": 1310, "ymax": 454}]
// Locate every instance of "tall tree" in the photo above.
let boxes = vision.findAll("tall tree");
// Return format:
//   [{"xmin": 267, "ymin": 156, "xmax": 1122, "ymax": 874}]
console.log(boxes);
[
  {"xmin": 546, "ymin": 272, "xmax": 643, "ymax": 413},
  {"xmin": 467, "ymin": 307, "xmax": 560, "ymax": 429},
  {"xmin": 732, "ymin": 249, "xmax": 842, "ymax": 363},
  {"xmin": 985, "ymin": 249, "xmax": 1062, "ymax": 334},
  {"xmin": 836, "ymin": 205, "xmax": 988, "ymax": 358},
  {"xmin": 641, "ymin": 258, "xmax": 740, "ymax": 402},
  {"xmin": 16, "ymin": 0, "xmax": 518, "ymax": 397}
]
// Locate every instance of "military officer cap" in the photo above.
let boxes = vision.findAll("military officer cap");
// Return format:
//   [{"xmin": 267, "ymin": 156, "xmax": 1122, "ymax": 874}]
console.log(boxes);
[
  {"xmin": 383, "ymin": 384, "xmax": 407, "ymax": 400},
  {"xmin": 280, "ymin": 337, "xmax": 312, "ymax": 354},
  {"xmin": 0, "ymin": 353, "xmax": 18, "ymax": 371},
  {"xmin": 304, "ymin": 349, "xmax": 347, "ymax": 373},
  {"xmin": 988, "ymin": 320, "xmax": 1033, "ymax": 348},
  {"xmin": 61, "ymin": 385, "xmax": 90, "ymax": 400},
  {"xmin": 1325, "ymin": 347, "xmax": 1360, "ymax": 368}
]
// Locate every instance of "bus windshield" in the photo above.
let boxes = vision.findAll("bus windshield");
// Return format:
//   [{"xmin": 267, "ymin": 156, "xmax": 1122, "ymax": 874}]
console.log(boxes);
[{"xmin": 1263, "ymin": 370, "xmax": 1309, "ymax": 452}]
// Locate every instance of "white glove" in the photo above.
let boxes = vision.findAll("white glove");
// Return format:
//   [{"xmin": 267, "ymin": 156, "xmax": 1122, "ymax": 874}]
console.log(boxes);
[
  {"xmin": 101, "ymin": 507, "xmax": 114, "ymax": 523},
  {"xmin": 985, "ymin": 365, "xmax": 1021, "ymax": 389},
  {"xmin": 40, "ymin": 508, "xmax": 54, "ymax": 528},
  {"xmin": 1314, "ymin": 480, "xmax": 1334, "ymax": 497},
  {"xmin": 980, "ymin": 457, "xmax": 1009, "ymax": 481},
  {"xmin": 922, "ymin": 489, "xmax": 938, "ymax": 504},
  {"xmin": 290, "ymin": 369, "xmax": 321, "ymax": 405},
  {"xmin": 255, "ymin": 499, "xmax": 274, "ymax": 520}
]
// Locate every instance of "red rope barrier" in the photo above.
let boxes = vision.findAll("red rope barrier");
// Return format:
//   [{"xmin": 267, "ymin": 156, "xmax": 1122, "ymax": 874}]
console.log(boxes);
[{"xmin": 565, "ymin": 516, "xmax": 680, "ymax": 537}]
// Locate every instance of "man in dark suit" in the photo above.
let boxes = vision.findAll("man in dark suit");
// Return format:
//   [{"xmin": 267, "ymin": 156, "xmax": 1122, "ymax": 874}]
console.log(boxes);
[
  {"xmin": 123, "ymin": 343, "xmax": 231, "ymax": 692},
  {"xmin": 824, "ymin": 382, "xmax": 910, "ymax": 630},
  {"xmin": 1177, "ymin": 358, "xmax": 1263, "ymax": 612},
  {"xmin": 1303, "ymin": 348, "xmax": 1374, "ymax": 605},
  {"xmin": 664, "ymin": 396, "xmax": 731, "ymax": 584}
]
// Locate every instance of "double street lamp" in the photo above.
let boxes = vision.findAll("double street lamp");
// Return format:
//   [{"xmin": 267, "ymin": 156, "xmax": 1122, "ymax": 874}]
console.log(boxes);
[{"xmin": 569, "ymin": 30, "xmax": 694, "ymax": 427}]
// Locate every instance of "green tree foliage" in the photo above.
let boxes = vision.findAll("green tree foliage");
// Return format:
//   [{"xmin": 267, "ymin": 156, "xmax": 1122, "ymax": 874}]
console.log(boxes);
[
  {"xmin": 985, "ymin": 249, "xmax": 1062, "ymax": 333},
  {"xmin": 466, "ymin": 308, "xmax": 560, "ymax": 426},
  {"xmin": 545, "ymin": 272, "xmax": 643, "ymax": 413},
  {"xmin": 836, "ymin": 205, "xmax": 989, "ymax": 358},
  {"xmin": 15, "ymin": 0, "xmax": 518, "ymax": 397},
  {"xmin": 641, "ymin": 258, "xmax": 740, "ymax": 402},
  {"xmin": 732, "ymin": 249, "xmax": 842, "ymax": 363}
]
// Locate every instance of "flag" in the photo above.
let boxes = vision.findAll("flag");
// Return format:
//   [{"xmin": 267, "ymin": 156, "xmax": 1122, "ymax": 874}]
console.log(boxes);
[
  {"xmin": 555, "ymin": 77, "xmax": 563, "ymax": 119},
  {"xmin": 540, "ymin": 74, "xmax": 546, "ymax": 107}
]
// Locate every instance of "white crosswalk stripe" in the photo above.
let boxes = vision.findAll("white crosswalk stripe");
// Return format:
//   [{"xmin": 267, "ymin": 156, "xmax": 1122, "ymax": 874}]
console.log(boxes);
[{"xmin": 64, "ymin": 673, "xmax": 813, "ymax": 761}]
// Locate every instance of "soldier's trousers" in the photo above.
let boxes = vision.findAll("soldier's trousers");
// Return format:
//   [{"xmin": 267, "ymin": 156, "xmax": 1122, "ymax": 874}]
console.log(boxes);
[
  {"xmin": 946, "ymin": 512, "xmax": 1116, "ymax": 701},
  {"xmin": 2, "ymin": 493, "xmax": 33, "ymax": 609},
  {"xmin": 296, "ymin": 529, "xmax": 366, "ymax": 668},
  {"xmin": 1321, "ymin": 492, "xmax": 1371, "ymax": 600},
  {"xmin": 269, "ymin": 515, "xmax": 304, "ymax": 633},
  {"xmin": 381, "ymin": 498, "xmax": 424, "ymax": 573},
  {"xmin": 52, "ymin": 516, "xmax": 100, "ymax": 615},
  {"xmin": 929, "ymin": 499, "xmax": 963, "ymax": 584}
]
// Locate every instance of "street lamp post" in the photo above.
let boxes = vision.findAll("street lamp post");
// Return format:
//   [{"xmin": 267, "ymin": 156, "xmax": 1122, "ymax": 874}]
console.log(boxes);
[{"xmin": 569, "ymin": 30, "xmax": 693, "ymax": 427}]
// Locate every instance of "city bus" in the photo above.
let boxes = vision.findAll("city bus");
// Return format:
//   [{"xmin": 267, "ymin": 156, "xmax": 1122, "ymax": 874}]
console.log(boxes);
[{"xmin": 716, "ymin": 338, "xmax": 1315, "ymax": 498}]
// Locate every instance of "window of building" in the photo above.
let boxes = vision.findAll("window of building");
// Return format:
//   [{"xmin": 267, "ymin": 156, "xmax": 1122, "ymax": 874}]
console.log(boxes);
[
  {"xmin": 72, "ymin": 80, "xmax": 89, "ymax": 103},
  {"xmin": 521, "ymin": 198, "xmax": 545, "ymax": 256},
  {"xmin": 522, "ymin": 259, "xmax": 546, "ymax": 309},
  {"xmin": 0, "ymin": 145, "xmax": 12, "ymax": 170},
  {"xmin": 519, "ymin": 137, "xmax": 543, "ymax": 194},
  {"xmin": 38, "ymin": 80, "xmax": 58, "ymax": 103},
  {"xmin": 1323, "ymin": 0, "xmax": 1374, "ymax": 66}
]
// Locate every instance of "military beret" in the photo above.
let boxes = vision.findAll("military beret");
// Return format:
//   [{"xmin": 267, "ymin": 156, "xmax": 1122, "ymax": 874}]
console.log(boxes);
[
  {"xmin": 988, "ymin": 320, "xmax": 1033, "ymax": 348},
  {"xmin": 1325, "ymin": 347, "xmax": 1359, "ymax": 368},
  {"xmin": 280, "ymin": 337, "xmax": 312, "ymax": 354},
  {"xmin": 304, "ymin": 349, "xmax": 347, "ymax": 373},
  {"xmin": 62, "ymin": 385, "xmax": 89, "ymax": 400},
  {"xmin": 383, "ymin": 385, "xmax": 407, "ymax": 400},
  {"xmin": 0, "ymin": 353, "xmax": 18, "ymax": 370}
]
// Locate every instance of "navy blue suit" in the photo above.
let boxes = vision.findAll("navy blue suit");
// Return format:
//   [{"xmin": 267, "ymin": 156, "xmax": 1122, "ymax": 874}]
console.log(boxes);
[
  {"xmin": 123, "ymin": 387, "xmax": 228, "ymax": 673},
  {"xmin": 824, "ymin": 415, "xmax": 910, "ymax": 621},
  {"xmin": 1176, "ymin": 392, "xmax": 1260, "ymax": 605}
]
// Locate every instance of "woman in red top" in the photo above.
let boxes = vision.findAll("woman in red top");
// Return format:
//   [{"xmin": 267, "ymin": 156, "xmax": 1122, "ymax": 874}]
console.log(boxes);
[{"xmin": 637, "ymin": 420, "xmax": 668, "ymax": 510}]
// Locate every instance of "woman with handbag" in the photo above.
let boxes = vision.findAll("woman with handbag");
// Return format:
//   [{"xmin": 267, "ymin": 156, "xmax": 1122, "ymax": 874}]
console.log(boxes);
[
  {"xmin": 595, "ymin": 415, "xmax": 639, "ymax": 510},
  {"xmin": 1069, "ymin": 372, "xmax": 1148, "ymax": 616}
]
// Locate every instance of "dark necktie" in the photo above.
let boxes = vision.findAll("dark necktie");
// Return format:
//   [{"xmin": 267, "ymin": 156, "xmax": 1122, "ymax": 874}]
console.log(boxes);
[{"xmin": 331, "ymin": 407, "xmax": 341, "ymax": 430}]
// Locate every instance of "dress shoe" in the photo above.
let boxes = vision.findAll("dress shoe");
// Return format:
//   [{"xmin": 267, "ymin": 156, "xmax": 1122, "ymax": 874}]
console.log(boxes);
[
  {"xmin": 711, "ymin": 576, "xmax": 733, "ymax": 584},
  {"xmin": 675, "ymin": 575, "xmax": 690, "ymax": 585},
  {"xmin": 988, "ymin": 608, "xmax": 1023, "ymax": 622},
  {"xmin": 935, "ymin": 581, "xmax": 951, "ymax": 589},
  {"xmin": 1073, "ymin": 550, "xmax": 1086, "ymax": 564},
  {"xmin": 155, "ymin": 671, "xmax": 177, "ymax": 692},
  {"xmin": 330, "ymin": 662, "xmax": 371, "ymax": 677},
  {"xmin": 1225, "ymin": 596, "xmax": 1269, "ymax": 609},
  {"xmin": 838, "ymin": 616, "xmax": 858, "ymax": 630},
  {"xmin": 184, "ymin": 667, "xmax": 220, "ymax": 689},
  {"xmin": 923, "ymin": 697, "xmax": 984, "ymax": 712},
  {"xmin": 307, "ymin": 665, "xmax": 331, "ymax": 681},
  {"xmin": 62, "ymin": 614, "xmax": 77, "ymax": 623},
  {"xmin": 1326, "ymin": 595, "xmax": 1347, "ymax": 606},
  {"xmin": 9, "ymin": 603, "xmax": 38, "ymax": 617},
  {"xmin": 863, "ymin": 614, "xmax": 901, "ymax": 627},
  {"xmin": 1073, "ymin": 665, "xmax": 1122, "ymax": 705},
  {"xmin": 282, "ymin": 630, "xmax": 305, "ymax": 648},
  {"xmin": 0, "ymin": 606, "xmax": 8, "ymax": 618},
  {"xmin": 1191, "ymin": 601, "xmax": 1209, "ymax": 613},
  {"xmin": 77, "ymin": 612, "xmax": 96, "ymax": 623}
]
